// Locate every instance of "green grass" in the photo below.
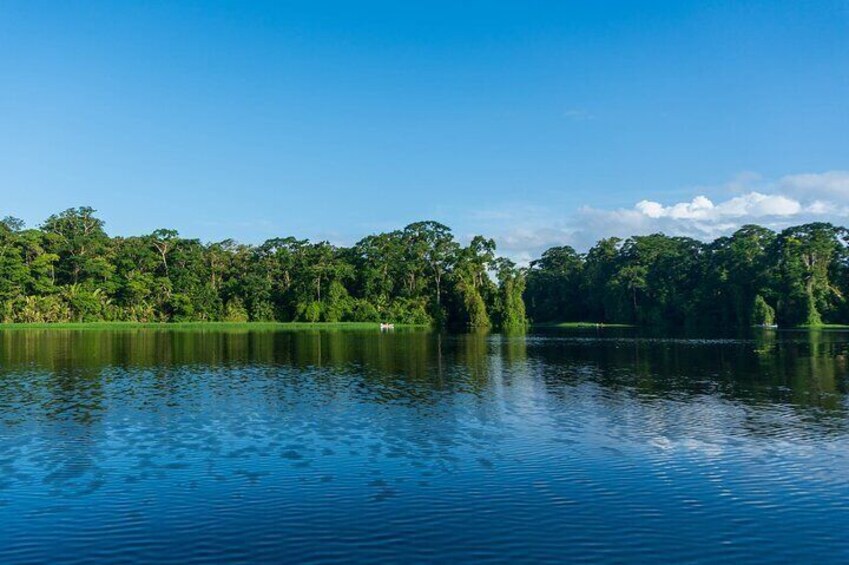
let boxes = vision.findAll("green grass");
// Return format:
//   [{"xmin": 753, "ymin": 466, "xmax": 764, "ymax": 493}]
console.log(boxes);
[
  {"xmin": 537, "ymin": 321, "xmax": 849, "ymax": 330},
  {"xmin": 0, "ymin": 321, "xmax": 430, "ymax": 331},
  {"xmin": 532, "ymin": 321, "xmax": 635, "ymax": 329}
]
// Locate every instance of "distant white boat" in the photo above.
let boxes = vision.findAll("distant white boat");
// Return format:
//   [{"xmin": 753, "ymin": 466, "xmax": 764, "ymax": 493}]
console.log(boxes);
[
  {"xmin": 758, "ymin": 324, "xmax": 778, "ymax": 329},
  {"xmin": 380, "ymin": 323, "xmax": 395, "ymax": 331}
]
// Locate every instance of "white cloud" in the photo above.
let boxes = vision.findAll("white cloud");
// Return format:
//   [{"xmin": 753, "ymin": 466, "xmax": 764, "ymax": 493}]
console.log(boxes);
[
  {"xmin": 780, "ymin": 171, "xmax": 849, "ymax": 199},
  {"xmin": 723, "ymin": 193, "xmax": 801, "ymax": 217},
  {"xmin": 469, "ymin": 171, "xmax": 849, "ymax": 263},
  {"xmin": 635, "ymin": 195, "xmax": 715, "ymax": 219},
  {"xmin": 632, "ymin": 192, "xmax": 803, "ymax": 222},
  {"xmin": 806, "ymin": 200, "xmax": 834, "ymax": 215}
]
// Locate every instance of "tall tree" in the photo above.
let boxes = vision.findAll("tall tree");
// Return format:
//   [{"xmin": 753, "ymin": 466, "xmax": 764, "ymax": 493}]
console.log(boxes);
[
  {"xmin": 450, "ymin": 236, "xmax": 497, "ymax": 329},
  {"xmin": 773, "ymin": 223, "xmax": 843, "ymax": 326},
  {"xmin": 494, "ymin": 258, "xmax": 527, "ymax": 330},
  {"xmin": 525, "ymin": 245, "xmax": 584, "ymax": 323},
  {"xmin": 41, "ymin": 207, "xmax": 113, "ymax": 286},
  {"xmin": 402, "ymin": 221, "xmax": 459, "ymax": 322}
]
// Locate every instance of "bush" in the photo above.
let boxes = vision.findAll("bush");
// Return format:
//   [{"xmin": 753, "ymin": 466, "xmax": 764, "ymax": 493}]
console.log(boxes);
[
  {"xmin": 298, "ymin": 301, "xmax": 322, "ymax": 323},
  {"xmin": 350, "ymin": 299, "xmax": 381, "ymax": 322},
  {"xmin": 224, "ymin": 297, "xmax": 249, "ymax": 322},
  {"xmin": 12, "ymin": 295, "xmax": 72, "ymax": 323},
  {"xmin": 166, "ymin": 293, "xmax": 195, "ymax": 322},
  {"xmin": 249, "ymin": 300, "xmax": 276, "ymax": 322},
  {"xmin": 751, "ymin": 294, "xmax": 776, "ymax": 326}
]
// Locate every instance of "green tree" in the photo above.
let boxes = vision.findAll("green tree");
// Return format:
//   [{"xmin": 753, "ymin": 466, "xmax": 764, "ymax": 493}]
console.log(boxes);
[
  {"xmin": 525, "ymin": 245, "xmax": 585, "ymax": 323},
  {"xmin": 494, "ymin": 258, "xmax": 527, "ymax": 330},
  {"xmin": 582, "ymin": 237, "xmax": 621, "ymax": 322},
  {"xmin": 41, "ymin": 207, "xmax": 114, "ymax": 287},
  {"xmin": 450, "ymin": 236, "xmax": 496, "ymax": 329},
  {"xmin": 402, "ymin": 221, "xmax": 459, "ymax": 324},
  {"xmin": 698, "ymin": 225, "xmax": 776, "ymax": 327},
  {"xmin": 773, "ymin": 223, "xmax": 843, "ymax": 326}
]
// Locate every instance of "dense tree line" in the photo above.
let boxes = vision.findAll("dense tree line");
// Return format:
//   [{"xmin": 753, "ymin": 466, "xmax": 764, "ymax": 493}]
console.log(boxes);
[
  {"xmin": 4, "ymin": 209, "xmax": 847, "ymax": 329},
  {"xmin": 526, "ymin": 223, "xmax": 849, "ymax": 328},
  {"xmin": 0, "ymin": 208, "xmax": 526, "ymax": 329}
]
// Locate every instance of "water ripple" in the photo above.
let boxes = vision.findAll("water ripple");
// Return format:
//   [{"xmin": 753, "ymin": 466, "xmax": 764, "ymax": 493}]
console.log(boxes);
[{"xmin": 0, "ymin": 329, "xmax": 848, "ymax": 563}]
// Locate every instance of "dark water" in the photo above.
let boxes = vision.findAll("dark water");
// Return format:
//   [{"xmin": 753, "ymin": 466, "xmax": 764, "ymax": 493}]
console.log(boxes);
[{"xmin": 1, "ymin": 327, "xmax": 848, "ymax": 563}]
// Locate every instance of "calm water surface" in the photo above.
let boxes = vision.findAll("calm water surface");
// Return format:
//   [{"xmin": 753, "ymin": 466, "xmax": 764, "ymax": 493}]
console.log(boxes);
[{"xmin": 1, "ymin": 328, "xmax": 848, "ymax": 563}]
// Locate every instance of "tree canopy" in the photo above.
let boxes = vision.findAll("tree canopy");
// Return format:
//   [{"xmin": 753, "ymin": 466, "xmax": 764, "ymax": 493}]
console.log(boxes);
[
  {"xmin": 0, "ymin": 208, "xmax": 527, "ymax": 329},
  {"xmin": 2, "ymin": 208, "xmax": 847, "ymax": 329},
  {"xmin": 526, "ymin": 223, "xmax": 849, "ymax": 328}
]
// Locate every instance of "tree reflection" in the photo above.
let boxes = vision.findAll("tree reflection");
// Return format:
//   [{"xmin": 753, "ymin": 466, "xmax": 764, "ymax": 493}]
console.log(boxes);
[{"xmin": 0, "ymin": 327, "xmax": 847, "ymax": 449}]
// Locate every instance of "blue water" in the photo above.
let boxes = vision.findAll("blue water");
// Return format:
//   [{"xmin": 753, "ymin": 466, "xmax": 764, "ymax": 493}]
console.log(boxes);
[{"xmin": 0, "ymin": 328, "xmax": 848, "ymax": 563}]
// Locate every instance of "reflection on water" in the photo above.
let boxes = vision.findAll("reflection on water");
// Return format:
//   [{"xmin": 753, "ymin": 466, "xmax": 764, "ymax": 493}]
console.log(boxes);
[{"xmin": 0, "ymin": 328, "xmax": 848, "ymax": 563}]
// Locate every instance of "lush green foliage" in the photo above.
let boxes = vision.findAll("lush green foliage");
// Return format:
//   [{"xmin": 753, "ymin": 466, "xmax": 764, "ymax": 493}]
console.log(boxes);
[
  {"xmin": 525, "ymin": 223, "xmax": 849, "ymax": 328},
  {"xmin": 0, "ymin": 209, "xmax": 527, "ymax": 329},
  {"xmin": 6, "ymin": 210, "xmax": 846, "ymax": 329}
]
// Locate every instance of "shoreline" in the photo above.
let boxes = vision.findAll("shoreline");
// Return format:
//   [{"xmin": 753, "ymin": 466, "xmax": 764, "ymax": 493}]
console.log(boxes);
[{"xmin": 0, "ymin": 321, "xmax": 430, "ymax": 330}]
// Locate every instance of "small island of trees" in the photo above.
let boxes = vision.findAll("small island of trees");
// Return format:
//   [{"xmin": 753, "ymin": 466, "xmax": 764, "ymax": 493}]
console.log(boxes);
[{"xmin": 1, "ymin": 207, "xmax": 847, "ymax": 329}]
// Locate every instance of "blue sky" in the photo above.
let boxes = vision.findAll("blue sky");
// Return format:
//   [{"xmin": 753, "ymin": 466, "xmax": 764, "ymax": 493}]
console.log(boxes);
[{"xmin": 1, "ymin": 1, "xmax": 847, "ymax": 260}]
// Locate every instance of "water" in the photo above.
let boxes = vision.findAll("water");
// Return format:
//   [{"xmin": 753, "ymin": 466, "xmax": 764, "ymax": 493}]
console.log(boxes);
[{"xmin": 0, "ymin": 327, "xmax": 848, "ymax": 563}]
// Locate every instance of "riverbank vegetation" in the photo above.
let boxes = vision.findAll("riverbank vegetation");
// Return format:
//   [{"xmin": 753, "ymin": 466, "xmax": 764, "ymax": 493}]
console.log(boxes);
[
  {"xmin": 0, "ymin": 321, "xmax": 428, "ymax": 331},
  {"xmin": 526, "ymin": 223, "xmax": 849, "ymax": 328},
  {"xmin": 0, "ymin": 208, "xmax": 526, "ymax": 329},
  {"xmin": 2, "ymin": 209, "xmax": 847, "ymax": 330}
]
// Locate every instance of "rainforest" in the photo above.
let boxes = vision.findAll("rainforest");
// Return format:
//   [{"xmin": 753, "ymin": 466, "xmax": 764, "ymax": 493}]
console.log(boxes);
[{"xmin": 1, "ymin": 207, "xmax": 847, "ymax": 329}]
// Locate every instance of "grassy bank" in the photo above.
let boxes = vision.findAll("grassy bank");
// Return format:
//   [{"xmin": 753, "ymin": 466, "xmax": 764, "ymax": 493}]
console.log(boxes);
[
  {"xmin": 538, "ymin": 322, "xmax": 849, "ymax": 330},
  {"xmin": 532, "ymin": 322, "xmax": 635, "ymax": 329},
  {"xmin": 0, "ymin": 321, "xmax": 430, "ymax": 331}
]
